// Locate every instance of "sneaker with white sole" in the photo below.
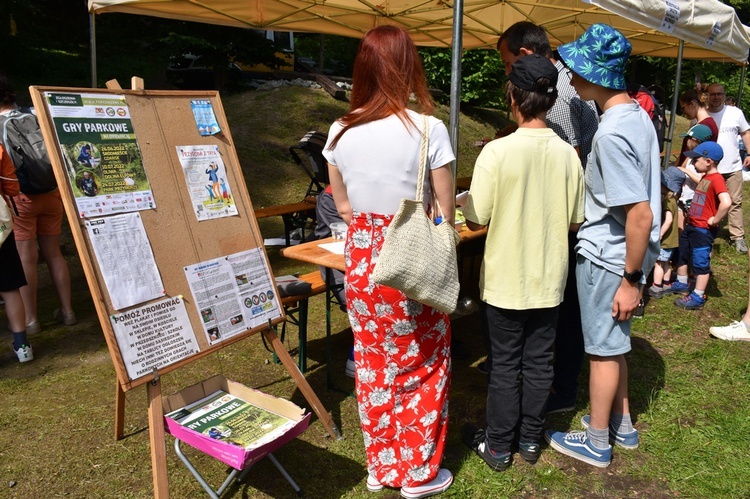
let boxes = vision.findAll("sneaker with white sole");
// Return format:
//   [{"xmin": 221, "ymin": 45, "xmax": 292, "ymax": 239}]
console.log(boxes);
[
  {"xmin": 366, "ymin": 474, "xmax": 383, "ymax": 492},
  {"xmin": 461, "ymin": 423, "xmax": 512, "ymax": 471},
  {"xmin": 400, "ymin": 468, "xmax": 453, "ymax": 499},
  {"xmin": 518, "ymin": 441, "xmax": 541, "ymax": 464},
  {"xmin": 545, "ymin": 430, "xmax": 611, "ymax": 468},
  {"xmin": 14, "ymin": 344, "xmax": 34, "ymax": 363},
  {"xmin": 709, "ymin": 321, "xmax": 750, "ymax": 341},
  {"xmin": 54, "ymin": 308, "xmax": 77, "ymax": 326},
  {"xmin": 580, "ymin": 415, "xmax": 639, "ymax": 449},
  {"xmin": 734, "ymin": 239, "xmax": 749, "ymax": 254}
]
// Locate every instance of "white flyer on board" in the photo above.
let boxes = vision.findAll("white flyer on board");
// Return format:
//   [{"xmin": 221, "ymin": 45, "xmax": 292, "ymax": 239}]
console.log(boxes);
[{"xmin": 85, "ymin": 212, "xmax": 165, "ymax": 310}]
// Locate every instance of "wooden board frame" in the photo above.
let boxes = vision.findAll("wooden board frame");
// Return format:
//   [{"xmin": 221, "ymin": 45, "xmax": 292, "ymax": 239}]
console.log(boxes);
[
  {"xmin": 29, "ymin": 82, "xmax": 340, "ymax": 497},
  {"xmin": 29, "ymin": 84, "xmax": 287, "ymax": 391}
]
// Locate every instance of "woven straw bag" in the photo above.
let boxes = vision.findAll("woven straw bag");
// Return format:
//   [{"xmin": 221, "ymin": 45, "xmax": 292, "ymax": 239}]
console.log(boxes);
[
  {"xmin": 0, "ymin": 195, "xmax": 13, "ymax": 248},
  {"xmin": 372, "ymin": 115, "xmax": 460, "ymax": 314}
]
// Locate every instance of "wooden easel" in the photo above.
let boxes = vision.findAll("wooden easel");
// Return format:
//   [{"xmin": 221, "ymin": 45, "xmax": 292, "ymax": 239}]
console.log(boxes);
[{"xmin": 30, "ymin": 77, "xmax": 339, "ymax": 498}]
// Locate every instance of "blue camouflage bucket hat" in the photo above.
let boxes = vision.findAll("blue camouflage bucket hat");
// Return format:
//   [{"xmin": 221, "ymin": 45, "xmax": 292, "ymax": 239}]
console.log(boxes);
[{"xmin": 558, "ymin": 23, "xmax": 632, "ymax": 90}]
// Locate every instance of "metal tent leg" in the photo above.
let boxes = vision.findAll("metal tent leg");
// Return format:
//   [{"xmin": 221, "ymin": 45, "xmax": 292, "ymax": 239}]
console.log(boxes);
[{"xmin": 174, "ymin": 439, "xmax": 302, "ymax": 497}]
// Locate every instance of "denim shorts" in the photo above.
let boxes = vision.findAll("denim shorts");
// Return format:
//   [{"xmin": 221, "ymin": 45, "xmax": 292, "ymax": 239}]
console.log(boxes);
[
  {"xmin": 575, "ymin": 255, "xmax": 632, "ymax": 357},
  {"xmin": 656, "ymin": 247, "xmax": 675, "ymax": 262}
]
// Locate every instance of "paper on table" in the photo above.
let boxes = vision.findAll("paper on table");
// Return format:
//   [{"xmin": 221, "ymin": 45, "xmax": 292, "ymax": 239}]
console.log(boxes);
[
  {"xmin": 319, "ymin": 241, "xmax": 346, "ymax": 255},
  {"xmin": 456, "ymin": 190, "xmax": 469, "ymax": 207}
]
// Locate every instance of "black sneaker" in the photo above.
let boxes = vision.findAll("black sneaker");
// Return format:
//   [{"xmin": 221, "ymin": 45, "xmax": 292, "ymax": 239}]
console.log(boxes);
[
  {"xmin": 633, "ymin": 298, "xmax": 645, "ymax": 319},
  {"xmin": 477, "ymin": 359, "xmax": 489, "ymax": 375},
  {"xmin": 461, "ymin": 423, "xmax": 512, "ymax": 472},
  {"xmin": 545, "ymin": 394, "xmax": 576, "ymax": 414},
  {"xmin": 518, "ymin": 441, "xmax": 541, "ymax": 464}
]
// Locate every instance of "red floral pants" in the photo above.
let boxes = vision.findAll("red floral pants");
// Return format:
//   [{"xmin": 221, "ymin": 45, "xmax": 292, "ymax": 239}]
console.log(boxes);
[{"xmin": 345, "ymin": 212, "xmax": 451, "ymax": 487}]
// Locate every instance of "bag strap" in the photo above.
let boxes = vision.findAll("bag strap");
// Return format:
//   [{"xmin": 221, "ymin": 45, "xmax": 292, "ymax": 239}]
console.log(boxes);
[{"xmin": 414, "ymin": 114, "xmax": 430, "ymax": 202}]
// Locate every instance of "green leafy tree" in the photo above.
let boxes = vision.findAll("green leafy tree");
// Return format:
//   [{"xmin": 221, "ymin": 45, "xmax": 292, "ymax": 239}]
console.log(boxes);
[{"xmin": 420, "ymin": 48, "xmax": 507, "ymax": 109}]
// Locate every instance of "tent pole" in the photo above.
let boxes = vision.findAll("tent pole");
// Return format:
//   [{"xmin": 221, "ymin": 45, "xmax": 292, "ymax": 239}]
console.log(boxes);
[
  {"xmin": 90, "ymin": 11, "xmax": 97, "ymax": 88},
  {"xmin": 448, "ymin": 0, "xmax": 464, "ymax": 178},
  {"xmin": 663, "ymin": 40, "xmax": 684, "ymax": 170},
  {"xmin": 738, "ymin": 64, "xmax": 747, "ymax": 107}
]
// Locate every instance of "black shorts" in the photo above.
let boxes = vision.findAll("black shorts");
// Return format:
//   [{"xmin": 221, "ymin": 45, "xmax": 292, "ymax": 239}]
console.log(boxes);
[{"xmin": 0, "ymin": 232, "xmax": 28, "ymax": 292}]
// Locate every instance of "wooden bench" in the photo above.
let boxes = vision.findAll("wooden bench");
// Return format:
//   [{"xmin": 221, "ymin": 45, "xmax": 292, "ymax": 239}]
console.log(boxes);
[
  {"xmin": 278, "ymin": 271, "xmax": 327, "ymax": 373},
  {"xmin": 255, "ymin": 198, "xmax": 317, "ymax": 246}
]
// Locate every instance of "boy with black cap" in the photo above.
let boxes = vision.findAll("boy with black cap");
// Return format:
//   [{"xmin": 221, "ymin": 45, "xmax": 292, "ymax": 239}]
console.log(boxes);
[
  {"xmin": 671, "ymin": 141, "xmax": 730, "ymax": 309},
  {"xmin": 545, "ymin": 24, "xmax": 661, "ymax": 468},
  {"xmin": 461, "ymin": 53, "xmax": 585, "ymax": 471}
]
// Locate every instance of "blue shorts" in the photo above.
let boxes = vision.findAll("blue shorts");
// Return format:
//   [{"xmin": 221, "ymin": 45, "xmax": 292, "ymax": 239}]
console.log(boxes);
[
  {"xmin": 677, "ymin": 224, "xmax": 715, "ymax": 275},
  {"xmin": 656, "ymin": 247, "xmax": 675, "ymax": 262},
  {"xmin": 576, "ymin": 256, "xmax": 632, "ymax": 357}
]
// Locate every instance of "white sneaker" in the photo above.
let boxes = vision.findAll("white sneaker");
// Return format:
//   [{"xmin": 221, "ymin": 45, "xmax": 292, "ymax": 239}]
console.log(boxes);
[
  {"xmin": 400, "ymin": 468, "xmax": 453, "ymax": 499},
  {"xmin": 366, "ymin": 474, "xmax": 383, "ymax": 492},
  {"xmin": 14, "ymin": 344, "xmax": 34, "ymax": 363},
  {"xmin": 709, "ymin": 321, "xmax": 750, "ymax": 341},
  {"xmin": 345, "ymin": 358, "xmax": 356, "ymax": 378}
]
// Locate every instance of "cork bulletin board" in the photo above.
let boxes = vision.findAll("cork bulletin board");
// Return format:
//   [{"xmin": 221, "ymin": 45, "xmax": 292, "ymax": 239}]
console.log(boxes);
[{"xmin": 29, "ymin": 86, "xmax": 285, "ymax": 392}]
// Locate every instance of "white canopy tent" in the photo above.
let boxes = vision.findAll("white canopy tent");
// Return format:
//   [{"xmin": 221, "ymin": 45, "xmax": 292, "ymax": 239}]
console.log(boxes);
[
  {"xmin": 88, "ymin": 0, "xmax": 750, "ymax": 166},
  {"xmin": 89, "ymin": 0, "xmax": 750, "ymax": 61}
]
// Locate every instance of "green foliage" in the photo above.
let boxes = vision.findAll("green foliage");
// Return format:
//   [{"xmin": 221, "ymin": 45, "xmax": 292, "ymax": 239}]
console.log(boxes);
[
  {"xmin": 293, "ymin": 33, "xmax": 359, "ymax": 76},
  {"xmin": 421, "ymin": 48, "xmax": 507, "ymax": 109}
]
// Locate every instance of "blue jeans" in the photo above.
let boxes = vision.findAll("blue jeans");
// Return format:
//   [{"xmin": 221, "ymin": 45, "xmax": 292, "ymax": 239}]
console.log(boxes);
[{"xmin": 483, "ymin": 302, "xmax": 558, "ymax": 451}]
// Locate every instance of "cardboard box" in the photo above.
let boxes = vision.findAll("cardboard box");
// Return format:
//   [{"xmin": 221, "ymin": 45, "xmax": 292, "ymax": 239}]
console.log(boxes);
[{"xmin": 163, "ymin": 375, "xmax": 311, "ymax": 469}]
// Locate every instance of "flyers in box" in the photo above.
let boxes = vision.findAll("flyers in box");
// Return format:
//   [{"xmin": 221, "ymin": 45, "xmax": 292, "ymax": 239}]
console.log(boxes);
[{"xmin": 163, "ymin": 375, "xmax": 311, "ymax": 470}]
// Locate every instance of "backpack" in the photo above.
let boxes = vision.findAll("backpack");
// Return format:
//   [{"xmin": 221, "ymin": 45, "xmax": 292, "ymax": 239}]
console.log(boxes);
[
  {"xmin": 640, "ymin": 86, "xmax": 667, "ymax": 153},
  {"xmin": 0, "ymin": 107, "xmax": 57, "ymax": 195}
]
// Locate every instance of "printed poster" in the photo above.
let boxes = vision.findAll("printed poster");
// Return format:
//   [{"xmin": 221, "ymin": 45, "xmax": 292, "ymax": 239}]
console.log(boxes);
[
  {"xmin": 85, "ymin": 212, "xmax": 165, "ymax": 310},
  {"xmin": 176, "ymin": 145, "xmax": 238, "ymax": 221},
  {"xmin": 190, "ymin": 100, "xmax": 221, "ymax": 136},
  {"xmin": 44, "ymin": 91, "xmax": 155, "ymax": 218},
  {"xmin": 110, "ymin": 296, "xmax": 198, "ymax": 381},
  {"xmin": 185, "ymin": 248, "xmax": 280, "ymax": 344}
]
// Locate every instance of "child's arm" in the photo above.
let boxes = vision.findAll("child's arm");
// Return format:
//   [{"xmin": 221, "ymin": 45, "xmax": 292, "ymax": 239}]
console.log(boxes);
[
  {"xmin": 678, "ymin": 158, "xmax": 703, "ymax": 184},
  {"xmin": 708, "ymin": 192, "xmax": 732, "ymax": 228},
  {"xmin": 660, "ymin": 210, "xmax": 673, "ymax": 238}
]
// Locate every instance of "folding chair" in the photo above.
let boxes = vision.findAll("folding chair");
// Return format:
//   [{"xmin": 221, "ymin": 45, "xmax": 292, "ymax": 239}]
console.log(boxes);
[{"xmin": 289, "ymin": 131, "xmax": 329, "ymax": 198}]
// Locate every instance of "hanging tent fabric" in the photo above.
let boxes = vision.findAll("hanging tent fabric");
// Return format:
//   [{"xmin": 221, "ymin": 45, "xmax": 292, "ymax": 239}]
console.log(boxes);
[
  {"xmin": 88, "ymin": 0, "xmax": 750, "ymax": 167},
  {"xmin": 89, "ymin": 0, "xmax": 750, "ymax": 62}
]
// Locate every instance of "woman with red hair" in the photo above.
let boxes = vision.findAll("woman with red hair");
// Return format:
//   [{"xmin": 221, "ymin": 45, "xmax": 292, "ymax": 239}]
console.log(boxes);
[{"xmin": 323, "ymin": 25, "xmax": 455, "ymax": 498}]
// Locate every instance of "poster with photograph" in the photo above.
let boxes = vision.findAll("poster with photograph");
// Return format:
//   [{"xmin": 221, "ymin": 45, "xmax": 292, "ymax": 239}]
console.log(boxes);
[
  {"xmin": 185, "ymin": 248, "xmax": 280, "ymax": 345},
  {"xmin": 176, "ymin": 145, "xmax": 238, "ymax": 221},
  {"xmin": 44, "ymin": 91, "xmax": 155, "ymax": 218},
  {"xmin": 190, "ymin": 100, "xmax": 221, "ymax": 136}
]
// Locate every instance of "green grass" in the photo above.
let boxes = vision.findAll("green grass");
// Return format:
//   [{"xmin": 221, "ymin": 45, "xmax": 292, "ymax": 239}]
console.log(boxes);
[{"xmin": 1, "ymin": 86, "xmax": 749, "ymax": 497}]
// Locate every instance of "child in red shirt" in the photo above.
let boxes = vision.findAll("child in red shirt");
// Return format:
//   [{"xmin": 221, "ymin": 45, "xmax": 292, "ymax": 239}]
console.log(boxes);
[{"xmin": 671, "ymin": 141, "xmax": 731, "ymax": 309}]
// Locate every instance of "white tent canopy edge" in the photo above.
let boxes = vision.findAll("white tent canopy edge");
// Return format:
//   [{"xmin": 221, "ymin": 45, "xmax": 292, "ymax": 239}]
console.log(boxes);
[{"xmin": 88, "ymin": 0, "xmax": 750, "ymax": 169}]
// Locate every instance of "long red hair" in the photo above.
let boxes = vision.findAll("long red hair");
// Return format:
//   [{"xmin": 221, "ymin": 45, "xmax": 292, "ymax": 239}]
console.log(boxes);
[{"xmin": 329, "ymin": 25, "xmax": 434, "ymax": 148}]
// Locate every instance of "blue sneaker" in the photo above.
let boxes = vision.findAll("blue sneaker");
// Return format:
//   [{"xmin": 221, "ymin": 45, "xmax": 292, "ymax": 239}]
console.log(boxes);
[
  {"xmin": 581, "ymin": 415, "xmax": 639, "ymax": 449},
  {"xmin": 545, "ymin": 430, "xmax": 612, "ymax": 468},
  {"xmin": 665, "ymin": 281, "xmax": 690, "ymax": 295},
  {"xmin": 674, "ymin": 292, "xmax": 706, "ymax": 310}
]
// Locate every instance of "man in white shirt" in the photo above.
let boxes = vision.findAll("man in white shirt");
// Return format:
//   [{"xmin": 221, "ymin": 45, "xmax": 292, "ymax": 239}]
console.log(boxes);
[{"xmin": 706, "ymin": 83, "xmax": 750, "ymax": 253}]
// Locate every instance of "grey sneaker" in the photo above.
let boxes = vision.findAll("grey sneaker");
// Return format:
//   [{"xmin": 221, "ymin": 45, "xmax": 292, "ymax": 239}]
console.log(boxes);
[
  {"xmin": 647, "ymin": 285, "xmax": 664, "ymax": 298},
  {"xmin": 734, "ymin": 239, "xmax": 748, "ymax": 253},
  {"xmin": 54, "ymin": 309, "xmax": 77, "ymax": 326}
]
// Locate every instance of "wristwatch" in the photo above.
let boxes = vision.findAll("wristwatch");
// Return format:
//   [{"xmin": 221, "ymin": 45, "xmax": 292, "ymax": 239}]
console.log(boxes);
[{"xmin": 622, "ymin": 269, "xmax": 643, "ymax": 283}]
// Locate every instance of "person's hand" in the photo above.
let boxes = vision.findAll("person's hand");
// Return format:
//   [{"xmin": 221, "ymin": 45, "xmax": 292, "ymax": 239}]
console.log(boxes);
[
  {"xmin": 612, "ymin": 282, "xmax": 640, "ymax": 321},
  {"xmin": 707, "ymin": 216, "xmax": 718, "ymax": 227},
  {"xmin": 743, "ymin": 155, "xmax": 750, "ymax": 170}
]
